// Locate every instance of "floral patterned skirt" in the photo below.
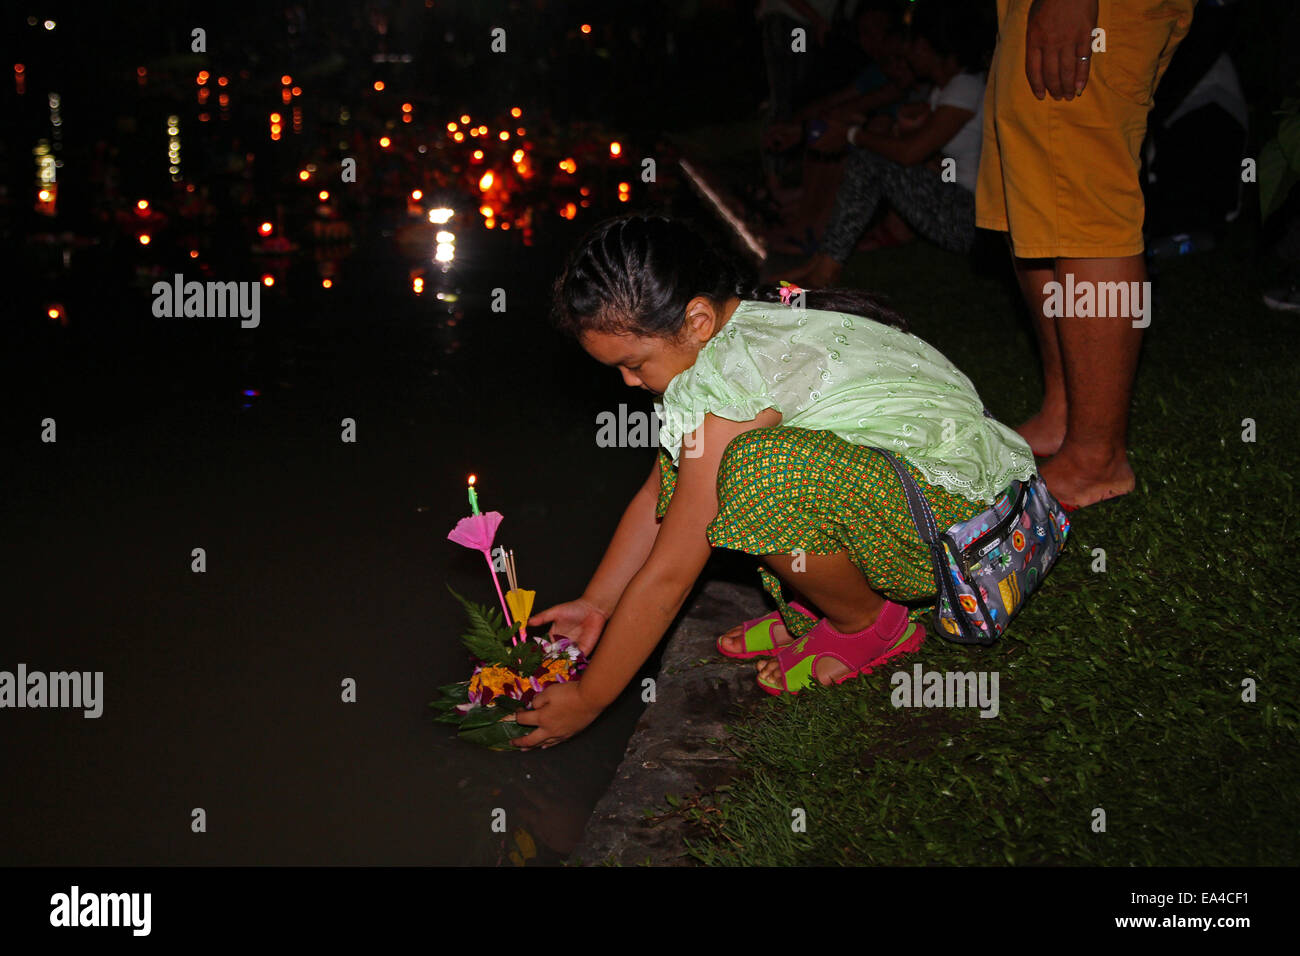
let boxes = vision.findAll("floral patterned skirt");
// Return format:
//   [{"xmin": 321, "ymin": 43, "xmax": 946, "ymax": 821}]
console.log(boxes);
[{"xmin": 657, "ymin": 426, "xmax": 987, "ymax": 637}]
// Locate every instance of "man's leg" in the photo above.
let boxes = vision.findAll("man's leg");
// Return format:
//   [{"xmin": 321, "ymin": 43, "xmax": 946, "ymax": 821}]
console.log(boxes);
[
  {"xmin": 1038, "ymin": 254, "xmax": 1145, "ymax": 507},
  {"xmin": 1013, "ymin": 255, "xmax": 1067, "ymax": 457}
]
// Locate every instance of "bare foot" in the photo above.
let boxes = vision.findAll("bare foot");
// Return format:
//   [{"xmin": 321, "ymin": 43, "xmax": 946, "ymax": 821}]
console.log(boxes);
[
  {"xmin": 769, "ymin": 232, "xmax": 819, "ymax": 257},
  {"xmin": 1015, "ymin": 410, "xmax": 1067, "ymax": 457},
  {"xmin": 803, "ymin": 252, "xmax": 842, "ymax": 287},
  {"xmin": 769, "ymin": 257, "xmax": 816, "ymax": 284},
  {"xmin": 756, "ymin": 649, "xmax": 855, "ymax": 686},
  {"xmin": 717, "ymin": 619, "xmax": 796, "ymax": 656},
  {"xmin": 1038, "ymin": 445, "xmax": 1136, "ymax": 508}
]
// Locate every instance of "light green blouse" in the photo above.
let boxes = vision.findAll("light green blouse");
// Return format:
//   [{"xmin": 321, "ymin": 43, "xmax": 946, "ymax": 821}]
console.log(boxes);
[{"xmin": 653, "ymin": 299, "xmax": 1036, "ymax": 503}]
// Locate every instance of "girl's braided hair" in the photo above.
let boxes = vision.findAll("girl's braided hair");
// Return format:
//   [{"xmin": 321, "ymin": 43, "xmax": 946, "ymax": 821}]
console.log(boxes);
[{"xmin": 549, "ymin": 214, "xmax": 908, "ymax": 339}]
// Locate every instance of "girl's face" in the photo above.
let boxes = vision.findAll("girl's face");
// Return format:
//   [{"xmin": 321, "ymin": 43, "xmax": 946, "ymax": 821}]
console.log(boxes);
[
  {"xmin": 579, "ymin": 326, "xmax": 700, "ymax": 397},
  {"xmin": 578, "ymin": 295, "xmax": 733, "ymax": 397}
]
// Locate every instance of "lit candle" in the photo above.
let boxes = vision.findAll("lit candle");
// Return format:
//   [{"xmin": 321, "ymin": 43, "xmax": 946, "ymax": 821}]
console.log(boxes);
[{"xmin": 467, "ymin": 474, "xmax": 480, "ymax": 515}]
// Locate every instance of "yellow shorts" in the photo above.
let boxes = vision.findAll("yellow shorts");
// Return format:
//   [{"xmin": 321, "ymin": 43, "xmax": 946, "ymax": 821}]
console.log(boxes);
[{"xmin": 974, "ymin": 0, "xmax": 1195, "ymax": 259}]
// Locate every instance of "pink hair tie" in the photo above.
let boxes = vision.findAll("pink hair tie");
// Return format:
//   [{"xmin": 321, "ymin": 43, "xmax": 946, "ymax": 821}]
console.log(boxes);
[{"xmin": 778, "ymin": 282, "xmax": 804, "ymax": 306}]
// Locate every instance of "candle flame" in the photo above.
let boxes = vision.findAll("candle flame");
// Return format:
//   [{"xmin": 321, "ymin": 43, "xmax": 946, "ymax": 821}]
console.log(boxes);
[{"xmin": 467, "ymin": 474, "xmax": 477, "ymax": 486}]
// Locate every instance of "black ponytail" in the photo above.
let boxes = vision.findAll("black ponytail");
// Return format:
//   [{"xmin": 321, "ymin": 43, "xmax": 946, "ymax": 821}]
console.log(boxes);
[
  {"xmin": 738, "ymin": 282, "xmax": 908, "ymax": 333},
  {"xmin": 550, "ymin": 214, "xmax": 908, "ymax": 339}
]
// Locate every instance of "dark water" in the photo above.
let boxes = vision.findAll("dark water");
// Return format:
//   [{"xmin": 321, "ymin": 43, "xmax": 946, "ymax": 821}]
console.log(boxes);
[
  {"xmin": 0, "ymin": 2, "xmax": 757, "ymax": 865},
  {"xmin": 3, "ymin": 233, "xmax": 668, "ymax": 866}
]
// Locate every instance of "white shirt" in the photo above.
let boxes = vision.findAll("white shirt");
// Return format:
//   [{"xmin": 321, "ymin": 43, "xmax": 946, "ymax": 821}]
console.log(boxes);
[{"xmin": 928, "ymin": 71, "xmax": 987, "ymax": 193}]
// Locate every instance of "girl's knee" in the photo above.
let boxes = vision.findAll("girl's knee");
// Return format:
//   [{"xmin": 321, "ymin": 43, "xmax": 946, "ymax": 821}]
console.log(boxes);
[{"xmin": 716, "ymin": 427, "xmax": 813, "ymax": 511}]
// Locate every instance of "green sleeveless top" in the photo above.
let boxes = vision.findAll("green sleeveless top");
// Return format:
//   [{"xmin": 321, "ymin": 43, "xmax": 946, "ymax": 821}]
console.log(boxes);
[{"xmin": 652, "ymin": 299, "xmax": 1035, "ymax": 503}]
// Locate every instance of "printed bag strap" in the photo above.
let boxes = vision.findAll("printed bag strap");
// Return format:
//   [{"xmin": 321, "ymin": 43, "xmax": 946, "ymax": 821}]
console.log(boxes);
[
  {"xmin": 868, "ymin": 447, "xmax": 950, "ymax": 603},
  {"xmin": 869, "ymin": 447, "xmax": 942, "ymax": 547},
  {"xmin": 869, "ymin": 446, "xmax": 986, "ymax": 643}
]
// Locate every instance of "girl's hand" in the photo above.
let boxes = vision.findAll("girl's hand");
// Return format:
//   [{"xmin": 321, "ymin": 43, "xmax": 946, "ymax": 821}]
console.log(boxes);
[
  {"xmin": 510, "ymin": 681, "xmax": 602, "ymax": 750},
  {"xmin": 529, "ymin": 598, "xmax": 608, "ymax": 656}
]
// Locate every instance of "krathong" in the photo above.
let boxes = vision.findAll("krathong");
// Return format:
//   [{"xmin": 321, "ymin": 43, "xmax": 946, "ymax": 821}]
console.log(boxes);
[{"xmin": 430, "ymin": 478, "xmax": 588, "ymax": 750}]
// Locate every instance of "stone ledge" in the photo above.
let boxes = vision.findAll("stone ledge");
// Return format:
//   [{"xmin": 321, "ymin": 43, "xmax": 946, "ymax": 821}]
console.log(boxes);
[{"xmin": 570, "ymin": 580, "xmax": 769, "ymax": 866}]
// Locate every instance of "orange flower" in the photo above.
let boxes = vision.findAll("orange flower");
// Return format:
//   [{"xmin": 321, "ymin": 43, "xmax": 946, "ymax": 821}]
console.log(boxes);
[{"xmin": 470, "ymin": 666, "xmax": 524, "ymax": 701}]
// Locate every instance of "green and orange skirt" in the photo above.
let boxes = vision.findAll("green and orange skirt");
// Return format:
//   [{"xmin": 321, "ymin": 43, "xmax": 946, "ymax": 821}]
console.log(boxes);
[{"xmin": 657, "ymin": 426, "xmax": 985, "ymax": 638}]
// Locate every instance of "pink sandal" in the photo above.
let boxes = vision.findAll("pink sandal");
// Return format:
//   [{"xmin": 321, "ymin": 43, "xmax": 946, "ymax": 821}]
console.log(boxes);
[
  {"xmin": 756, "ymin": 601, "xmax": 924, "ymax": 696},
  {"xmin": 716, "ymin": 601, "xmax": 815, "ymax": 660}
]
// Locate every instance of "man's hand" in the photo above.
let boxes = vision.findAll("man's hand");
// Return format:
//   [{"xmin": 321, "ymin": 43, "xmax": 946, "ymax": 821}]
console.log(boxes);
[
  {"xmin": 510, "ymin": 680, "xmax": 601, "ymax": 751},
  {"xmin": 1025, "ymin": 0, "xmax": 1098, "ymax": 100}
]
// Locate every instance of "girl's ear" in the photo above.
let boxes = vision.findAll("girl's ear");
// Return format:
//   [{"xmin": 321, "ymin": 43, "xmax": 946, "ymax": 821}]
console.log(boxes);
[{"xmin": 683, "ymin": 296, "xmax": 719, "ymax": 342}]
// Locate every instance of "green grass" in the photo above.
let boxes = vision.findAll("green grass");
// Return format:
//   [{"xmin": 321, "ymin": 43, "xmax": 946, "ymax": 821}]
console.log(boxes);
[{"xmin": 664, "ymin": 170, "xmax": 1300, "ymax": 864}]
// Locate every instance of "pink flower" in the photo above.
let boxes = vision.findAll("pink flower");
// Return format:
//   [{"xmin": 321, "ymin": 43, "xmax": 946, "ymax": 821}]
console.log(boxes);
[{"xmin": 447, "ymin": 511, "xmax": 504, "ymax": 552}]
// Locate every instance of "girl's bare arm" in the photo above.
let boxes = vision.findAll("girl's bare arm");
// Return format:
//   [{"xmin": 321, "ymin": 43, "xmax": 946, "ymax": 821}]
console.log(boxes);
[{"xmin": 578, "ymin": 408, "xmax": 783, "ymax": 709}]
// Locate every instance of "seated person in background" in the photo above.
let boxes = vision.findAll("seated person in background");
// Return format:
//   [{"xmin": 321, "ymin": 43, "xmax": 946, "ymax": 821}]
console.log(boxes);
[
  {"xmin": 763, "ymin": 0, "xmax": 914, "ymax": 239},
  {"xmin": 777, "ymin": 0, "xmax": 994, "ymax": 287},
  {"xmin": 757, "ymin": 0, "xmax": 861, "ymax": 208}
]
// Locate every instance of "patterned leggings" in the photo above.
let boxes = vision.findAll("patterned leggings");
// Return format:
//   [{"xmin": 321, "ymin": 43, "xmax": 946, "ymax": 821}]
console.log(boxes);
[{"xmin": 820, "ymin": 148, "xmax": 977, "ymax": 262}]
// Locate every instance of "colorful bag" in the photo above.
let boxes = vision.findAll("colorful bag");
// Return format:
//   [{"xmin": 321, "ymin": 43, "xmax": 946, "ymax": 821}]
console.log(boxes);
[{"xmin": 872, "ymin": 447, "xmax": 1071, "ymax": 646}]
